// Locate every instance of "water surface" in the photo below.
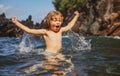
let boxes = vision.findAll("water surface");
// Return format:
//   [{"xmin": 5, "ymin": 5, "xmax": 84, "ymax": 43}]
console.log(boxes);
[{"xmin": 0, "ymin": 36, "xmax": 120, "ymax": 76}]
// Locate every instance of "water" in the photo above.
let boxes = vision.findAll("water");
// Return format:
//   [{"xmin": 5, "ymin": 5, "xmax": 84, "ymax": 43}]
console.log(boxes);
[{"xmin": 0, "ymin": 34, "xmax": 120, "ymax": 76}]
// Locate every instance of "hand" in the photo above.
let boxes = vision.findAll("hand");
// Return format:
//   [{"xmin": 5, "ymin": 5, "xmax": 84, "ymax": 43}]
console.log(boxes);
[
  {"xmin": 12, "ymin": 16, "xmax": 18, "ymax": 23},
  {"xmin": 74, "ymin": 11, "xmax": 79, "ymax": 17}
]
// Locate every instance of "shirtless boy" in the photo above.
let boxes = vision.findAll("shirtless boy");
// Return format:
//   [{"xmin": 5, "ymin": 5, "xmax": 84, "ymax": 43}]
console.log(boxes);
[{"xmin": 12, "ymin": 11, "xmax": 80, "ymax": 53}]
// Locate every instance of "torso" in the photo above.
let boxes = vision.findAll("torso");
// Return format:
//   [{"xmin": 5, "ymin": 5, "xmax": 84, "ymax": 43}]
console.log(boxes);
[{"xmin": 43, "ymin": 30, "xmax": 62, "ymax": 53}]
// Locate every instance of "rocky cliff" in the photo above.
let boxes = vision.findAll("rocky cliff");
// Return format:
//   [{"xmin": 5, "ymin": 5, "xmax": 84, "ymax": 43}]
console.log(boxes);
[
  {"xmin": 0, "ymin": 0, "xmax": 120, "ymax": 37},
  {"xmin": 0, "ymin": 14, "xmax": 41, "ymax": 38}
]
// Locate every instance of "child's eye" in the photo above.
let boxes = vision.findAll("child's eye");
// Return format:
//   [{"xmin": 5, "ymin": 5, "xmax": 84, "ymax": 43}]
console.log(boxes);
[
  {"xmin": 52, "ymin": 19, "xmax": 57, "ymax": 21},
  {"xmin": 51, "ymin": 18, "xmax": 56, "ymax": 21},
  {"xmin": 51, "ymin": 18, "xmax": 61, "ymax": 22}
]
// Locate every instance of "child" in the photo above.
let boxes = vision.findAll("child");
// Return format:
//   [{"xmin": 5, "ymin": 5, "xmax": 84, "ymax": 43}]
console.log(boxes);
[{"xmin": 12, "ymin": 11, "xmax": 80, "ymax": 54}]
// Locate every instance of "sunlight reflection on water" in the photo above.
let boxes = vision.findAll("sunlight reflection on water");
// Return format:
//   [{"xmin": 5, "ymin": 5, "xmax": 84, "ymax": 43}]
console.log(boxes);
[{"xmin": 0, "ymin": 36, "xmax": 120, "ymax": 76}]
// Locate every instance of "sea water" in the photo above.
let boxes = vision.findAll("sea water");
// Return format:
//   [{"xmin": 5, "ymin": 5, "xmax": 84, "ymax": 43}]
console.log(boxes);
[{"xmin": 0, "ymin": 32, "xmax": 120, "ymax": 76}]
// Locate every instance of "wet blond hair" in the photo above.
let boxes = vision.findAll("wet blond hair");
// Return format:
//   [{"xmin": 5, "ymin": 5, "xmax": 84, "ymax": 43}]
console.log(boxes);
[{"xmin": 41, "ymin": 11, "xmax": 64, "ymax": 29}]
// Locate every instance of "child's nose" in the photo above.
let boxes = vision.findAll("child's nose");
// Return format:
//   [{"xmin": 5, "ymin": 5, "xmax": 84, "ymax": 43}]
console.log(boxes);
[
  {"xmin": 56, "ymin": 21, "xmax": 60, "ymax": 24},
  {"xmin": 57, "ymin": 20, "xmax": 61, "ymax": 22}
]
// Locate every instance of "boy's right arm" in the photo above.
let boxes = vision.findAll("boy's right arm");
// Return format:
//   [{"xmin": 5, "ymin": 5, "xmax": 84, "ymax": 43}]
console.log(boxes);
[{"xmin": 12, "ymin": 16, "xmax": 47, "ymax": 35}]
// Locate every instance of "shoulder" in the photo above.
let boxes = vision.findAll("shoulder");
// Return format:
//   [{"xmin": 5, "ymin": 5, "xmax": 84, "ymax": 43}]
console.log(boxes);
[
  {"xmin": 35, "ymin": 29, "xmax": 48, "ymax": 35},
  {"xmin": 60, "ymin": 26, "xmax": 67, "ymax": 32},
  {"xmin": 42, "ymin": 29, "xmax": 50, "ymax": 35}
]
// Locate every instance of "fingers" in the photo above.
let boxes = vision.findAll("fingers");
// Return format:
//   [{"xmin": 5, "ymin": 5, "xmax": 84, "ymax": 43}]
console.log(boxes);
[
  {"xmin": 12, "ymin": 16, "xmax": 17, "ymax": 21},
  {"xmin": 74, "ymin": 11, "xmax": 84, "ymax": 17},
  {"xmin": 74, "ymin": 11, "xmax": 79, "ymax": 14},
  {"xmin": 12, "ymin": 16, "xmax": 17, "ymax": 23},
  {"xmin": 74, "ymin": 11, "xmax": 80, "ymax": 16}
]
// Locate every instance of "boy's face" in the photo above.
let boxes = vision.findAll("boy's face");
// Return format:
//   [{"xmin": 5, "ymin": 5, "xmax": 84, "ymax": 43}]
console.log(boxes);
[{"xmin": 49, "ymin": 15, "xmax": 63, "ymax": 33}]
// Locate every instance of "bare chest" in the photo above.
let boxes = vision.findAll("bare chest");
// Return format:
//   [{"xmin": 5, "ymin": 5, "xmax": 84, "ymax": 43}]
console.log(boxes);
[{"xmin": 44, "ymin": 32, "xmax": 62, "ymax": 42}]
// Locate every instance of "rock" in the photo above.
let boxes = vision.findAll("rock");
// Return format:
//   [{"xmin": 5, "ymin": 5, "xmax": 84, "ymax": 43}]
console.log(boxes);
[{"xmin": 0, "ymin": 14, "xmax": 41, "ymax": 38}]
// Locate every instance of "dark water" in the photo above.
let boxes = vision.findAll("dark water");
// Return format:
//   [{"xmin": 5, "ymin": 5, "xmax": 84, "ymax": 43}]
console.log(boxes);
[
  {"xmin": 0, "ymin": 36, "xmax": 120, "ymax": 76},
  {"xmin": 72, "ymin": 36, "xmax": 120, "ymax": 76}
]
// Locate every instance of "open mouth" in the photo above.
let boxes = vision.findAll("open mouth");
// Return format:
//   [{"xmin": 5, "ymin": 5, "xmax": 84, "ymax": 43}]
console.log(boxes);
[{"xmin": 56, "ymin": 25, "xmax": 60, "ymax": 28}]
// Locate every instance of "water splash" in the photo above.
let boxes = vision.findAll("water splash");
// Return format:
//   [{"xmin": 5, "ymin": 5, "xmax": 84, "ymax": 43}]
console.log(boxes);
[
  {"xmin": 67, "ymin": 30, "xmax": 91, "ymax": 51},
  {"xmin": 113, "ymin": 36, "xmax": 120, "ymax": 39},
  {"xmin": 18, "ymin": 31, "xmax": 91, "ymax": 54},
  {"xmin": 18, "ymin": 32, "xmax": 45, "ymax": 54},
  {"xmin": 18, "ymin": 33, "xmax": 36, "ymax": 53}
]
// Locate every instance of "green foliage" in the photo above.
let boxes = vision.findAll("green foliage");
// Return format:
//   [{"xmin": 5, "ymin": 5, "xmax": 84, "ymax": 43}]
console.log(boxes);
[{"xmin": 52, "ymin": 0, "xmax": 88, "ymax": 14}]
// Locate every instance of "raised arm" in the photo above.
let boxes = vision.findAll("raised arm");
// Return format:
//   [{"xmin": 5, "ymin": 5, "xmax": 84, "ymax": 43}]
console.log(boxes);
[
  {"xmin": 61, "ymin": 11, "xmax": 80, "ymax": 32},
  {"xmin": 12, "ymin": 16, "xmax": 46, "ymax": 35}
]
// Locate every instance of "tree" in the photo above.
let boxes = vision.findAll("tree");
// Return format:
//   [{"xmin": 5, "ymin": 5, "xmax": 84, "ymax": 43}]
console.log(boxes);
[
  {"xmin": 0, "ymin": 13, "xmax": 6, "ymax": 18},
  {"xmin": 52, "ymin": 0, "xmax": 88, "ymax": 16}
]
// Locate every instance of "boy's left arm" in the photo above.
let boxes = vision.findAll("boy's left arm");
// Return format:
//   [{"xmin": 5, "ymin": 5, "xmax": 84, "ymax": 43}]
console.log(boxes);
[{"xmin": 61, "ymin": 11, "xmax": 80, "ymax": 32}]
